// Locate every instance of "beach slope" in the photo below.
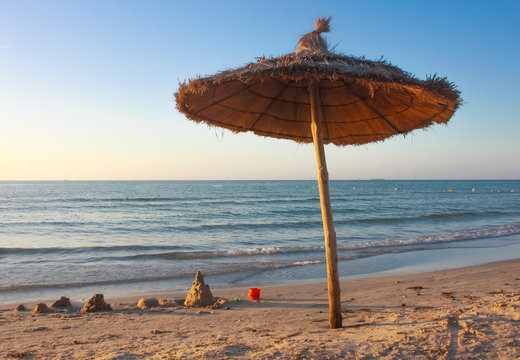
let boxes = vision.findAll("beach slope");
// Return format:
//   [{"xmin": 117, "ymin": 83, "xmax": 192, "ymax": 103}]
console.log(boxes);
[{"xmin": 1, "ymin": 260, "xmax": 520, "ymax": 359}]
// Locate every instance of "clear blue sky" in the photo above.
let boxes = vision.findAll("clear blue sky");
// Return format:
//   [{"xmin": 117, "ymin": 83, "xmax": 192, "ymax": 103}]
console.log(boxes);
[{"xmin": 1, "ymin": 0, "xmax": 519, "ymax": 180}]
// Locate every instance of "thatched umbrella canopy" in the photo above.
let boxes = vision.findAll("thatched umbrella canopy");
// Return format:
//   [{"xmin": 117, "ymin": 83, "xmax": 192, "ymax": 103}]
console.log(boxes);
[{"xmin": 175, "ymin": 17, "xmax": 461, "ymax": 329}]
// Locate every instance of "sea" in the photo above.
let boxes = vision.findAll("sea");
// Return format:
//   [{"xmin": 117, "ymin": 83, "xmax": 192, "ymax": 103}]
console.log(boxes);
[{"xmin": 1, "ymin": 180, "xmax": 519, "ymax": 305}]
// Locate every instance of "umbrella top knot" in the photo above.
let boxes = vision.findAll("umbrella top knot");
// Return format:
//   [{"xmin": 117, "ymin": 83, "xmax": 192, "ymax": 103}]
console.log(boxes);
[{"xmin": 296, "ymin": 16, "xmax": 331, "ymax": 55}]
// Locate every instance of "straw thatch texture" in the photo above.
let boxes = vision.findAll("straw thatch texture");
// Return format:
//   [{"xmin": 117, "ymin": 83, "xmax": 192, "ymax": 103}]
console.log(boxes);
[
  {"xmin": 296, "ymin": 16, "xmax": 331, "ymax": 54},
  {"xmin": 175, "ymin": 18, "xmax": 461, "ymax": 146}
]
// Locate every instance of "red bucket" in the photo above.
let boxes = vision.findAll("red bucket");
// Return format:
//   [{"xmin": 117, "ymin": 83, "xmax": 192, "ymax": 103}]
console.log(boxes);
[{"xmin": 248, "ymin": 288, "xmax": 261, "ymax": 300}]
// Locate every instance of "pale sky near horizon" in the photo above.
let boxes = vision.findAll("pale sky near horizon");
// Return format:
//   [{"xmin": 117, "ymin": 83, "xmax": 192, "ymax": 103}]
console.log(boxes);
[{"xmin": 1, "ymin": 0, "xmax": 519, "ymax": 180}]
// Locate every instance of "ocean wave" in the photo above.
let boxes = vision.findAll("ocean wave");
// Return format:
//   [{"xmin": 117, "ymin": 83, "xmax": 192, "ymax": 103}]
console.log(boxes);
[
  {"xmin": 132, "ymin": 246, "xmax": 321, "ymax": 261},
  {"xmin": 156, "ymin": 220, "xmax": 324, "ymax": 232},
  {"xmin": 58, "ymin": 197, "xmax": 195, "ymax": 203},
  {"xmin": 0, "ymin": 220, "xmax": 99, "ymax": 228},
  {"xmin": 344, "ymin": 223, "xmax": 520, "ymax": 250},
  {"xmin": 111, "ymin": 223, "xmax": 520, "ymax": 261},
  {"xmin": 337, "ymin": 210, "xmax": 515, "ymax": 225},
  {"xmin": 270, "ymin": 206, "xmax": 362, "ymax": 216},
  {"xmin": 160, "ymin": 210, "xmax": 515, "ymax": 232},
  {"xmin": 2, "ymin": 223, "xmax": 519, "ymax": 262},
  {"xmin": 166, "ymin": 223, "xmax": 520, "ymax": 260},
  {"xmin": 0, "ymin": 245, "xmax": 184, "ymax": 256},
  {"xmin": 36, "ymin": 195, "xmax": 322, "ymax": 205},
  {"xmin": 292, "ymin": 260, "xmax": 323, "ymax": 266},
  {"xmin": 0, "ymin": 274, "xmax": 191, "ymax": 293}
]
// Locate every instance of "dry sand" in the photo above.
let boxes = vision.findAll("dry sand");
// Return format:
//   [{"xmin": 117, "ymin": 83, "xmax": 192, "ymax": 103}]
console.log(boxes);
[{"xmin": 1, "ymin": 259, "xmax": 520, "ymax": 359}]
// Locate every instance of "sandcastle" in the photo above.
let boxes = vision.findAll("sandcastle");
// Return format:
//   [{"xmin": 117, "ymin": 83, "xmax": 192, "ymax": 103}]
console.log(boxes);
[
  {"xmin": 51, "ymin": 296, "xmax": 72, "ymax": 308},
  {"xmin": 184, "ymin": 270, "xmax": 215, "ymax": 307},
  {"xmin": 81, "ymin": 294, "xmax": 112, "ymax": 313}
]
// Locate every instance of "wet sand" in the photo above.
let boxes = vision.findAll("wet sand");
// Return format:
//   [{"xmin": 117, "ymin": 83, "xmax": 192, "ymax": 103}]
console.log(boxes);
[{"xmin": 1, "ymin": 259, "xmax": 519, "ymax": 359}]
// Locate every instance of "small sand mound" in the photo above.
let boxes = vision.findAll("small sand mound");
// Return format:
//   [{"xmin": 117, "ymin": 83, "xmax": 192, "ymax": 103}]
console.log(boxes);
[
  {"xmin": 158, "ymin": 299, "xmax": 176, "ymax": 307},
  {"xmin": 184, "ymin": 270, "xmax": 215, "ymax": 307},
  {"xmin": 33, "ymin": 303, "xmax": 49, "ymax": 314},
  {"xmin": 81, "ymin": 294, "xmax": 112, "ymax": 313},
  {"xmin": 51, "ymin": 296, "xmax": 72, "ymax": 308},
  {"xmin": 137, "ymin": 297, "xmax": 160, "ymax": 309}
]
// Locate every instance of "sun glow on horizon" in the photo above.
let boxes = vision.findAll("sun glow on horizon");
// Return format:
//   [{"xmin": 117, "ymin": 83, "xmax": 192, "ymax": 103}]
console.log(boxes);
[{"xmin": 1, "ymin": 1, "xmax": 519, "ymax": 180}]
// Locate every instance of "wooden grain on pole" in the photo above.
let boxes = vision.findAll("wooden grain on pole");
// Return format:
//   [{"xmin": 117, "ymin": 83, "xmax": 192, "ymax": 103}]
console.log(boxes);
[{"xmin": 309, "ymin": 81, "xmax": 343, "ymax": 329}]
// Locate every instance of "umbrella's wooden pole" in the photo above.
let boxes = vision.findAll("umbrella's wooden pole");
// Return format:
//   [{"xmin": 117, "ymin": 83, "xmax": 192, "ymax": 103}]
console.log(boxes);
[{"xmin": 309, "ymin": 82, "xmax": 342, "ymax": 329}]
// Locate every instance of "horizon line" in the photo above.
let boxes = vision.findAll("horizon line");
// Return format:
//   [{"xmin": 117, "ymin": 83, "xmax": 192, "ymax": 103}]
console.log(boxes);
[{"xmin": 0, "ymin": 179, "xmax": 519, "ymax": 182}]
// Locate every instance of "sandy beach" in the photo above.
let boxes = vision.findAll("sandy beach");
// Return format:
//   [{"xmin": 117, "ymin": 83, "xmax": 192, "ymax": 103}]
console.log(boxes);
[{"xmin": 1, "ymin": 259, "xmax": 519, "ymax": 359}]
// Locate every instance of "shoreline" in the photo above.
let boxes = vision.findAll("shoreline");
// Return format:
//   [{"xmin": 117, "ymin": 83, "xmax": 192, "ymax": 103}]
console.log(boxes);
[
  {"xmin": 2, "ymin": 259, "xmax": 520, "ymax": 359},
  {"xmin": 3, "ymin": 238, "xmax": 520, "ymax": 307},
  {"xmin": 3, "ymin": 257, "xmax": 519, "ymax": 310}
]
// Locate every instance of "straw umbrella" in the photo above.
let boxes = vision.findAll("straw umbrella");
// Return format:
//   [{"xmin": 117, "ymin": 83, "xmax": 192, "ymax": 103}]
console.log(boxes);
[{"xmin": 175, "ymin": 17, "xmax": 461, "ymax": 329}]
